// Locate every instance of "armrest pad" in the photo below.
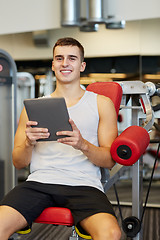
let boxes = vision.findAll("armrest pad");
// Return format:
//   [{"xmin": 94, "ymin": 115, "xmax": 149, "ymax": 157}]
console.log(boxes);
[{"xmin": 110, "ymin": 126, "xmax": 150, "ymax": 166}]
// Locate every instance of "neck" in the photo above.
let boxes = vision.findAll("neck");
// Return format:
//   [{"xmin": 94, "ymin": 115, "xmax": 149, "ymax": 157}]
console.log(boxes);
[{"xmin": 51, "ymin": 82, "xmax": 85, "ymax": 107}]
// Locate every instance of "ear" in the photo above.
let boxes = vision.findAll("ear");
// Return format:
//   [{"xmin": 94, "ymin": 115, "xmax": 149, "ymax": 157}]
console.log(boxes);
[
  {"xmin": 52, "ymin": 61, "xmax": 54, "ymax": 71},
  {"xmin": 80, "ymin": 61, "xmax": 86, "ymax": 72}
]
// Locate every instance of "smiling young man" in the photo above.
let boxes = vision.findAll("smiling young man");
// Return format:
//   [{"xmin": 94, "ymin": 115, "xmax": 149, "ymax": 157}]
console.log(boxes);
[{"xmin": 0, "ymin": 37, "xmax": 121, "ymax": 240}]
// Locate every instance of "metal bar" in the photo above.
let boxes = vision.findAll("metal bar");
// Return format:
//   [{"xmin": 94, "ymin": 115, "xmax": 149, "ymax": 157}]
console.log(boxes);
[
  {"xmin": 131, "ymin": 97, "xmax": 143, "ymax": 240},
  {"xmin": 132, "ymin": 159, "xmax": 143, "ymax": 240},
  {"xmin": 103, "ymin": 165, "xmax": 129, "ymax": 192}
]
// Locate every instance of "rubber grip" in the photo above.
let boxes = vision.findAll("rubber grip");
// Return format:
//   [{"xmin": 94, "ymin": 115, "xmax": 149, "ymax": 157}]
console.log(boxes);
[{"xmin": 110, "ymin": 126, "xmax": 150, "ymax": 166}]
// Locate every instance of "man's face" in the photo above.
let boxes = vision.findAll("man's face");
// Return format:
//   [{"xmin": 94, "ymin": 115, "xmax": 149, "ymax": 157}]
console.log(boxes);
[{"xmin": 52, "ymin": 45, "xmax": 86, "ymax": 84}]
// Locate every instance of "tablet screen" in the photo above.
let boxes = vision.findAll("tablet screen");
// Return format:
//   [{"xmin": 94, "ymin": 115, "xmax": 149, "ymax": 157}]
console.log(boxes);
[{"xmin": 24, "ymin": 97, "xmax": 72, "ymax": 141}]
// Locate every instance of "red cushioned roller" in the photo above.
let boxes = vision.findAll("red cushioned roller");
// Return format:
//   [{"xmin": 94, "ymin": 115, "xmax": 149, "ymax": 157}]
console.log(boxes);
[{"xmin": 110, "ymin": 126, "xmax": 150, "ymax": 166}]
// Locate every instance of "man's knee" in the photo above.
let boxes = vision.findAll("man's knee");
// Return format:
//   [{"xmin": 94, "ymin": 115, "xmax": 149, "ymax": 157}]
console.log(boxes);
[
  {"xmin": 107, "ymin": 224, "xmax": 121, "ymax": 240},
  {"xmin": 94, "ymin": 223, "xmax": 121, "ymax": 240},
  {"xmin": 81, "ymin": 214, "xmax": 121, "ymax": 240},
  {"xmin": 0, "ymin": 205, "xmax": 28, "ymax": 239}
]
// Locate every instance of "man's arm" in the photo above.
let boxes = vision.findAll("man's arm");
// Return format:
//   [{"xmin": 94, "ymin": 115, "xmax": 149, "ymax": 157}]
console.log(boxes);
[
  {"xmin": 57, "ymin": 94, "xmax": 118, "ymax": 169},
  {"xmin": 12, "ymin": 108, "xmax": 50, "ymax": 169}
]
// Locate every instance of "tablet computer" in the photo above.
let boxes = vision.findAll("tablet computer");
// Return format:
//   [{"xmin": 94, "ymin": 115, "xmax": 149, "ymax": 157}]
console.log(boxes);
[{"xmin": 24, "ymin": 97, "xmax": 72, "ymax": 141}]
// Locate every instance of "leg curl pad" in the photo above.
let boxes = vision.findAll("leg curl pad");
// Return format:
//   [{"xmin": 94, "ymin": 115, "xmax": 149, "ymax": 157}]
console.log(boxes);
[{"xmin": 110, "ymin": 126, "xmax": 150, "ymax": 166}]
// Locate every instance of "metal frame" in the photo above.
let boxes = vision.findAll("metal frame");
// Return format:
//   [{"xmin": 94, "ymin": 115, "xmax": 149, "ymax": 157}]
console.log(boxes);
[
  {"xmin": 102, "ymin": 80, "xmax": 155, "ymax": 240},
  {"xmin": 16, "ymin": 72, "xmax": 35, "ymax": 120},
  {"xmin": 0, "ymin": 49, "xmax": 17, "ymax": 198}
]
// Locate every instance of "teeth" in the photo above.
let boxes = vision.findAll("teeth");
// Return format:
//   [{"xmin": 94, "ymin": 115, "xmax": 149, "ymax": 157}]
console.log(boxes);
[{"xmin": 61, "ymin": 70, "xmax": 71, "ymax": 73}]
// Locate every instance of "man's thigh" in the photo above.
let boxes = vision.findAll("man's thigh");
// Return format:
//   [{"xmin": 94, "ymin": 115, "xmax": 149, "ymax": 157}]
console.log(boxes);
[
  {"xmin": 66, "ymin": 186, "xmax": 118, "ymax": 239},
  {"xmin": 67, "ymin": 186, "xmax": 116, "ymax": 225},
  {"xmin": 0, "ymin": 181, "xmax": 53, "ymax": 225}
]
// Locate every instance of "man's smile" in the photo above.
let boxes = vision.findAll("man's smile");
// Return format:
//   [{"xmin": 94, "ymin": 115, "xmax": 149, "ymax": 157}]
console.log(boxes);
[{"xmin": 60, "ymin": 70, "xmax": 72, "ymax": 75}]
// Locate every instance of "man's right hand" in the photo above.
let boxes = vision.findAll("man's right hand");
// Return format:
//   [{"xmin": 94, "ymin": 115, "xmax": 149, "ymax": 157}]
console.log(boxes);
[{"xmin": 25, "ymin": 121, "xmax": 50, "ymax": 146}]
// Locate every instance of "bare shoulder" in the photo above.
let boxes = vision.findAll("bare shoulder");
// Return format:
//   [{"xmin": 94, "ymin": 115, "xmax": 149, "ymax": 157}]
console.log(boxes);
[
  {"xmin": 97, "ymin": 94, "xmax": 116, "ymax": 117},
  {"xmin": 97, "ymin": 94, "xmax": 113, "ymax": 104},
  {"xmin": 97, "ymin": 94, "xmax": 118, "ymax": 147}
]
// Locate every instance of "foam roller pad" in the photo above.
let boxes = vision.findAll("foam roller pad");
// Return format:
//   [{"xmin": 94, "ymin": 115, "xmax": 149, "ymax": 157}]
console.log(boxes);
[{"xmin": 110, "ymin": 126, "xmax": 150, "ymax": 166}]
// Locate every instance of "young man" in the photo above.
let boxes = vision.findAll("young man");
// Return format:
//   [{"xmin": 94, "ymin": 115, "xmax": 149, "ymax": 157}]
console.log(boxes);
[{"xmin": 0, "ymin": 37, "xmax": 121, "ymax": 240}]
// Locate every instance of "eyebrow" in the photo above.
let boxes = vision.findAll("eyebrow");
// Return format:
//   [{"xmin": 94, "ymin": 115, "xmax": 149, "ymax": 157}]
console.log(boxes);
[
  {"xmin": 55, "ymin": 54, "xmax": 78, "ymax": 59},
  {"xmin": 69, "ymin": 55, "xmax": 78, "ymax": 59}
]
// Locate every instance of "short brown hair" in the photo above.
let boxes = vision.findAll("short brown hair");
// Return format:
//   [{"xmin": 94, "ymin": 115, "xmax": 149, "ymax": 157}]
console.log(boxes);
[{"xmin": 53, "ymin": 37, "xmax": 84, "ymax": 62}]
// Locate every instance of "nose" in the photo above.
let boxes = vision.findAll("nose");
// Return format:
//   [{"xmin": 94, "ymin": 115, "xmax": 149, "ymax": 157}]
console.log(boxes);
[{"xmin": 62, "ymin": 58, "xmax": 69, "ymax": 67}]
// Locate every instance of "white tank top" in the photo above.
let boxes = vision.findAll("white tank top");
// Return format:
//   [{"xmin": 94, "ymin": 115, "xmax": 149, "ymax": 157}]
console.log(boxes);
[{"xmin": 27, "ymin": 91, "xmax": 104, "ymax": 192}]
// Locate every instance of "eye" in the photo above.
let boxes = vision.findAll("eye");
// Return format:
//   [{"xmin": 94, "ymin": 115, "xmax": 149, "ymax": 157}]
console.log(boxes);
[
  {"xmin": 55, "ymin": 57, "xmax": 63, "ymax": 61},
  {"xmin": 69, "ymin": 57, "xmax": 76, "ymax": 61}
]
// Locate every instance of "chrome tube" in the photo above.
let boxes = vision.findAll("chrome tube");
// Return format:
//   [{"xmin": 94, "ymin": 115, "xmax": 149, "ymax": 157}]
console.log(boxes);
[
  {"xmin": 61, "ymin": 0, "xmax": 80, "ymax": 26},
  {"xmin": 88, "ymin": 0, "xmax": 103, "ymax": 23}
]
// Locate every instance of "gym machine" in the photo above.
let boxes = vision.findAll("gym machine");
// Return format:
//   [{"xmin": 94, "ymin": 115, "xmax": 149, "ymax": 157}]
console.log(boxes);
[
  {"xmin": 17, "ymin": 72, "xmax": 35, "ymax": 121},
  {"xmin": 104, "ymin": 80, "xmax": 158, "ymax": 240},
  {"xmin": 16, "ymin": 72, "xmax": 35, "ymax": 183},
  {"xmin": 0, "ymin": 49, "xmax": 17, "ymax": 200},
  {"xmin": 9, "ymin": 80, "xmax": 160, "ymax": 240},
  {"xmin": 34, "ymin": 81, "xmax": 153, "ymax": 240}
]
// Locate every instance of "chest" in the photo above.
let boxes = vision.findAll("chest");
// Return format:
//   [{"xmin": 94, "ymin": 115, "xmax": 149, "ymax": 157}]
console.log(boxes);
[{"xmin": 68, "ymin": 99, "xmax": 99, "ymax": 142}]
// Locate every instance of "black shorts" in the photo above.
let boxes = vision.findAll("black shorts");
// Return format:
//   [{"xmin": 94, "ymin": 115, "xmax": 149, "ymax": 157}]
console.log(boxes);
[{"xmin": 0, "ymin": 181, "xmax": 115, "ymax": 238}]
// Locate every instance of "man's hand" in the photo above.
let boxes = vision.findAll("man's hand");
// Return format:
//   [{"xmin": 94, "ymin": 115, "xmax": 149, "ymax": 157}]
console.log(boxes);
[
  {"xmin": 25, "ymin": 121, "xmax": 50, "ymax": 146},
  {"xmin": 56, "ymin": 119, "xmax": 87, "ymax": 150}
]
